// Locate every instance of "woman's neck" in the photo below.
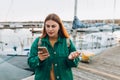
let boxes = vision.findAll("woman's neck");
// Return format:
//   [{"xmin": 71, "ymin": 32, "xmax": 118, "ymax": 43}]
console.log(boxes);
[
  {"xmin": 49, "ymin": 36, "xmax": 58, "ymax": 47},
  {"xmin": 49, "ymin": 36, "xmax": 58, "ymax": 41}
]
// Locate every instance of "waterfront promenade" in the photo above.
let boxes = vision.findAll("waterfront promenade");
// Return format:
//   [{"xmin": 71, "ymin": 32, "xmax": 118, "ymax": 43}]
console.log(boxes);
[
  {"xmin": 22, "ymin": 45, "xmax": 120, "ymax": 80},
  {"xmin": 74, "ymin": 45, "xmax": 120, "ymax": 80}
]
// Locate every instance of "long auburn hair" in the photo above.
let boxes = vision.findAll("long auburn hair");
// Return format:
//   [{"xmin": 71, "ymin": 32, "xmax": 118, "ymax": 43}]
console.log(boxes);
[{"xmin": 40, "ymin": 13, "xmax": 70, "ymax": 38}]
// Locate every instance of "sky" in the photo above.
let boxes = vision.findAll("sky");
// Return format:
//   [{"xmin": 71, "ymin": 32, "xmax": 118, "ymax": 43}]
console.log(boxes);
[{"xmin": 0, "ymin": 0, "xmax": 120, "ymax": 21}]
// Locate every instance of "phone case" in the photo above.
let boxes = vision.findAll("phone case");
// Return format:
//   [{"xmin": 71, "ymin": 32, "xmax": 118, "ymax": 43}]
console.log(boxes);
[{"xmin": 38, "ymin": 47, "xmax": 48, "ymax": 53}]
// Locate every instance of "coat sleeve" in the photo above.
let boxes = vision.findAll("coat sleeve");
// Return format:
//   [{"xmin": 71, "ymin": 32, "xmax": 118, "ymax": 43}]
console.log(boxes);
[
  {"xmin": 27, "ymin": 37, "xmax": 46, "ymax": 69},
  {"xmin": 66, "ymin": 39, "xmax": 80, "ymax": 67}
]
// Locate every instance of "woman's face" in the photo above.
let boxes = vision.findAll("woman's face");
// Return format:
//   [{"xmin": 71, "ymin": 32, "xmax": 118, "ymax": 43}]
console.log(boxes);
[{"xmin": 45, "ymin": 20, "xmax": 60, "ymax": 38}]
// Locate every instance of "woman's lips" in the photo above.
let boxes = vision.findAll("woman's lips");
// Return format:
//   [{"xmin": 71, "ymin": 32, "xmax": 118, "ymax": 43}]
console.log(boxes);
[{"xmin": 48, "ymin": 32, "xmax": 53, "ymax": 35}]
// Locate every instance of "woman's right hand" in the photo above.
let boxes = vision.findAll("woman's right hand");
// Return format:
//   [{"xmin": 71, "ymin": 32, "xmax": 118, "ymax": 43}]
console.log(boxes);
[{"xmin": 38, "ymin": 51, "xmax": 50, "ymax": 61}]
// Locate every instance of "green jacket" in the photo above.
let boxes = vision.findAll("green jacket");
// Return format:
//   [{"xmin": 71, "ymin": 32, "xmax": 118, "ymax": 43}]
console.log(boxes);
[{"xmin": 28, "ymin": 36, "xmax": 80, "ymax": 80}]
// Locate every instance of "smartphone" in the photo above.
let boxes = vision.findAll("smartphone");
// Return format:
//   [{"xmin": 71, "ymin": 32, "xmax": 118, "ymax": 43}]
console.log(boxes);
[{"xmin": 38, "ymin": 47, "xmax": 49, "ymax": 54}]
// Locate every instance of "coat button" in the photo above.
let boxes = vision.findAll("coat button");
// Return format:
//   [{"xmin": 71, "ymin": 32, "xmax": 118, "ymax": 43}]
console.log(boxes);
[
  {"xmin": 55, "ymin": 64, "xmax": 57, "ymax": 67},
  {"xmin": 54, "ymin": 52, "xmax": 56, "ymax": 54},
  {"xmin": 57, "ymin": 76, "xmax": 59, "ymax": 79}
]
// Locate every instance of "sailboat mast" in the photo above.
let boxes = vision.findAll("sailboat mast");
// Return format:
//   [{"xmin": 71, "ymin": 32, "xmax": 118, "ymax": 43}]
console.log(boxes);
[
  {"xmin": 74, "ymin": 0, "xmax": 78, "ymax": 17},
  {"xmin": 72, "ymin": 0, "xmax": 78, "ymax": 45},
  {"xmin": 112, "ymin": 0, "xmax": 116, "ymax": 33},
  {"xmin": 113, "ymin": 0, "xmax": 116, "ymax": 24}
]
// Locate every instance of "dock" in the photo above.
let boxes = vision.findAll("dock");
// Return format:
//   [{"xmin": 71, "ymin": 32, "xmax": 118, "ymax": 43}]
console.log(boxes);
[
  {"xmin": 22, "ymin": 46, "xmax": 120, "ymax": 80},
  {"xmin": 74, "ymin": 45, "xmax": 120, "ymax": 80}
]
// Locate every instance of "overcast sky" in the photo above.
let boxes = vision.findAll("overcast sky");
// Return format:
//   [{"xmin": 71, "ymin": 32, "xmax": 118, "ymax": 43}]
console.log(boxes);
[{"xmin": 0, "ymin": 0, "xmax": 120, "ymax": 21}]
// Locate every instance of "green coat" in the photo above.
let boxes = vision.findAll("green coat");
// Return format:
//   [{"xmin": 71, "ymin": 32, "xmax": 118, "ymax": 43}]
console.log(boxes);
[{"xmin": 28, "ymin": 36, "xmax": 80, "ymax": 80}]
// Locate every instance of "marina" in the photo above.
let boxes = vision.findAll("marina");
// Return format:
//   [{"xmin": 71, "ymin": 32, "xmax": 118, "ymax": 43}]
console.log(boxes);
[
  {"xmin": 0, "ymin": 0, "xmax": 120, "ymax": 79},
  {"xmin": 0, "ymin": 26, "xmax": 120, "ymax": 56},
  {"xmin": 0, "ymin": 24, "xmax": 120, "ymax": 80}
]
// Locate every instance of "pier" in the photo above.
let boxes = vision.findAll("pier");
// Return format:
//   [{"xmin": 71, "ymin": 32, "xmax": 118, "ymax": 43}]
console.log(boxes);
[
  {"xmin": 0, "ymin": 21, "xmax": 72, "ymax": 29},
  {"xmin": 21, "ymin": 46, "xmax": 120, "ymax": 80}
]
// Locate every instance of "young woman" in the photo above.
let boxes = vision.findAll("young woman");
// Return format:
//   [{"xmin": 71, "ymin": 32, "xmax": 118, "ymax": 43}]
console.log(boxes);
[{"xmin": 28, "ymin": 13, "xmax": 80, "ymax": 80}]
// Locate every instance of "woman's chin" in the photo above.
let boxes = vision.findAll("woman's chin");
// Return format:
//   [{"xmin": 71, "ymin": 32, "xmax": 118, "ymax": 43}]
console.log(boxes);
[{"xmin": 48, "ymin": 34, "xmax": 54, "ymax": 37}]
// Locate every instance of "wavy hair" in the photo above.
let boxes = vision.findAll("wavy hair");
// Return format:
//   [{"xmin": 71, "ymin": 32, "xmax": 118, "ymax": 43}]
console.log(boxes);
[{"xmin": 40, "ymin": 13, "xmax": 70, "ymax": 38}]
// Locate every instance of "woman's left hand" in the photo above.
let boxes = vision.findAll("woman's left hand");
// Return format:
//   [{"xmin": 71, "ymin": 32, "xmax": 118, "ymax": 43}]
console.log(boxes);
[{"xmin": 68, "ymin": 51, "xmax": 80, "ymax": 60}]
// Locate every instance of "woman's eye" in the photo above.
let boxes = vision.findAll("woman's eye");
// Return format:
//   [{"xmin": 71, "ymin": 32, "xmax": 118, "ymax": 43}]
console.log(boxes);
[
  {"xmin": 46, "ymin": 25, "xmax": 50, "ymax": 28},
  {"xmin": 52, "ymin": 25, "xmax": 56, "ymax": 28},
  {"xmin": 45, "ymin": 24, "xmax": 56, "ymax": 28}
]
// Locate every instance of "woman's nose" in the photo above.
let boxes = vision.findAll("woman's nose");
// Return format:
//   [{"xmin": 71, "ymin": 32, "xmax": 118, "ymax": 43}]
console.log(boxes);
[{"xmin": 49, "ymin": 26, "xmax": 53, "ymax": 30}]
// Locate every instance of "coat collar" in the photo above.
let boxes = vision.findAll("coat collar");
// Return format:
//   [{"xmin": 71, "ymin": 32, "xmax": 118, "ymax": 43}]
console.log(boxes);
[{"xmin": 41, "ymin": 35, "xmax": 63, "ymax": 44}]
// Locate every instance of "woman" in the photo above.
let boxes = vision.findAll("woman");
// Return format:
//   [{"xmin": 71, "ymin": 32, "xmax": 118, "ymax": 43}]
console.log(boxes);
[{"xmin": 28, "ymin": 13, "xmax": 80, "ymax": 80}]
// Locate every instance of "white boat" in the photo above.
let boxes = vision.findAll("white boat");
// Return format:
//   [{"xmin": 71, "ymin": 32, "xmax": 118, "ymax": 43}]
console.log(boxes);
[
  {"xmin": 99, "ymin": 25, "xmax": 113, "ymax": 31},
  {"xmin": 10, "ymin": 23, "xmax": 23, "ymax": 28},
  {"xmin": 82, "ymin": 32, "xmax": 117, "ymax": 48}
]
